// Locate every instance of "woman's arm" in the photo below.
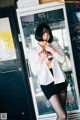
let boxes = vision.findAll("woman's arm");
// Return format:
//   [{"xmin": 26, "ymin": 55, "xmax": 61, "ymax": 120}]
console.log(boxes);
[
  {"xmin": 28, "ymin": 50, "xmax": 43, "ymax": 76},
  {"xmin": 28, "ymin": 49, "xmax": 48, "ymax": 76},
  {"xmin": 45, "ymin": 42, "xmax": 65, "ymax": 64}
]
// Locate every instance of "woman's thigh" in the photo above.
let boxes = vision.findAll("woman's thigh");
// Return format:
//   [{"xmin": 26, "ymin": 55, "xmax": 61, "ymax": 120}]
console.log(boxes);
[
  {"xmin": 49, "ymin": 94, "xmax": 66, "ymax": 117},
  {"xmin": 58, "ymin": 89, "xmax": 67, "ymax": 110}
]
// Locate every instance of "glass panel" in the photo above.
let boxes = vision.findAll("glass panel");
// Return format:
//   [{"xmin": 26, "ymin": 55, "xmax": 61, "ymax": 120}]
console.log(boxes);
[{"xmin": 20, "ymin": 8, "xmax": 79, "ymax": 116}]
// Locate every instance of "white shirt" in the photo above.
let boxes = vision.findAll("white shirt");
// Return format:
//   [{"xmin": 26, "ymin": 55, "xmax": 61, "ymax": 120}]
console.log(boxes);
[{"xmin": 28, "ymin": 41, "xmax": 66, "ymax": 85}]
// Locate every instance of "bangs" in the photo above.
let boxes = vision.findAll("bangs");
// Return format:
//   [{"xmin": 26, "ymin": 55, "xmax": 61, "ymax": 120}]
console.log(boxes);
[{"xmin": 42, "ymin": 28, "xmax": 50, "ymax": 34}]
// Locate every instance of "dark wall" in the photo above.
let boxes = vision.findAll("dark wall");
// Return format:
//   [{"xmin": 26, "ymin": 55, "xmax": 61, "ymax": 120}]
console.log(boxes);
[
  {"xmin": 65, "ymin": 3, "xmax": 80, "ymax": 93},
  {"xmin": 0, "ymin": 0, "xmax": 17, "ymax": 7},
  {"xmin": 0, "ymin": 6, "xmax": 36, "ymax": 120}
]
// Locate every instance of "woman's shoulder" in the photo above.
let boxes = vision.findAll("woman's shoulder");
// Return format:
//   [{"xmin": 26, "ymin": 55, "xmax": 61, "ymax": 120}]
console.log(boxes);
[
  {"xmin": 51, "ymin": 40, "xmax": 57, "ymax": 44},
  {"xmin": 28, "ymin": 47, "xmax": 38, "ymax": 60},
  {"xmin": 50, "ymin": 41, "xmax": 58, "ymax": 47},
  {"xmin": 29, "ymin": 45, "xmax": 42, "ymax": 55},
  {"xmin": 33, "ymin": 45, "xmax": 42, "ymax": 53}
]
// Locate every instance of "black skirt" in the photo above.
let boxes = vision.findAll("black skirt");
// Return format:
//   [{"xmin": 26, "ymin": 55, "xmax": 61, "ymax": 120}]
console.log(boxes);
[{"xmin": 41, "ymin": 81, "xmax": 67, "ymax": 100}]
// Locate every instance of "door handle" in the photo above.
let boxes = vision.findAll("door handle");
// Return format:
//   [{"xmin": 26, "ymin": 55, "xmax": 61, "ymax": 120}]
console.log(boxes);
[{"xmin": 0, "ymin": 67, "xmax": 22, "ymax": 73}]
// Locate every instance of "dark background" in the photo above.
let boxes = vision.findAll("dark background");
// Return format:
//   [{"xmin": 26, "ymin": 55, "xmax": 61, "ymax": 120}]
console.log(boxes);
[
  {"xmin": 0, "ymin": 6, "xmax": 36, "ymax": 120},
  {"xmin": 65, "ymin": 3, "xmax": 80, "ymax": 93}
]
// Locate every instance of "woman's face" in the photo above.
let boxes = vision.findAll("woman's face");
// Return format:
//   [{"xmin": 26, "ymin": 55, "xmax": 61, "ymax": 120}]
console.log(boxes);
[
  {"xmin": 42, "ymin": 32, "xmax": 50, "ymax": 42},
  {"xmin": 38, "ymin": 32, "xmax": 50, "ymax": 47}
]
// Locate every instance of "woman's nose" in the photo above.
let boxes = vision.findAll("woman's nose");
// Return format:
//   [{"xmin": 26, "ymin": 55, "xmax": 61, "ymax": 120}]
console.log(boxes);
[{"xmin": 45, "ymin": 35, "xmax": 48, "ymax": 40}]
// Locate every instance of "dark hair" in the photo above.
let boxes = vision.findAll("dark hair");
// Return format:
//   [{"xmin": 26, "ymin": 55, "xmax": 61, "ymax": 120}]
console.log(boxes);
[{"xmin": 35, "ymin": 23, "xmax": 53, "ymax": 43}]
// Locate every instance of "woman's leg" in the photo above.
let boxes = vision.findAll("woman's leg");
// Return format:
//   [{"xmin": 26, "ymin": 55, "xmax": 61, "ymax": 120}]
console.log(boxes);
[
  {"xmin": 49, "ymin": 94, "xmax": 67, "ymax": 120},
  {"xmin": 58, "ymin": 89, "xmax": 67, "ymax": 111}
]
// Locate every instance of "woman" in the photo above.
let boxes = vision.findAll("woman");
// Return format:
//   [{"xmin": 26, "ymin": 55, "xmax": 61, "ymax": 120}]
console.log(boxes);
[{"xmin": 28, "ymin": 23, "xmax": 67, "ymax": 120}]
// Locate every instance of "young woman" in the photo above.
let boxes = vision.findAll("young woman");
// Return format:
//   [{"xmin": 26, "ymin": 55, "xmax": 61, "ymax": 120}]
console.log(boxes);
[{"xmin": 28, "ymin": 23, "xmax": 67, "ymax": 120}]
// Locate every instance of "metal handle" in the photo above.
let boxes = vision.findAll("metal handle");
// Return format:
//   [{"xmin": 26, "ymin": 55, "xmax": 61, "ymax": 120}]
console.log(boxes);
[{"xmin": 0, "ymin": 67, "xmax": 22, "ymax": 73}]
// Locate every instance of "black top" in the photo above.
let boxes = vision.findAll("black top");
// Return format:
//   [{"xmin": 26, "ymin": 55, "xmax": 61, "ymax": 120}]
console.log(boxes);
[{"xmin": 49, "ymin": 68, "xmax": 54, "ymax": 76}]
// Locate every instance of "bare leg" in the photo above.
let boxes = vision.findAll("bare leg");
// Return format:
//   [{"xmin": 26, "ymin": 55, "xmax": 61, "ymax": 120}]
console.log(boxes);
[{"xmin": 49, "ymin": 94, "xmax": 67, "ymax": 120}]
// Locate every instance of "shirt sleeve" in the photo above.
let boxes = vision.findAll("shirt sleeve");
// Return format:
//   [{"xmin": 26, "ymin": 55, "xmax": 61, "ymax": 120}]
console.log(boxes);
[
  {"xmin": 51, "ymin": 41, "xmax": 65, "ymax": 64},
  {"xmin": 28, "ymin": 50, "xmax": 42, "ymax": 76}
]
